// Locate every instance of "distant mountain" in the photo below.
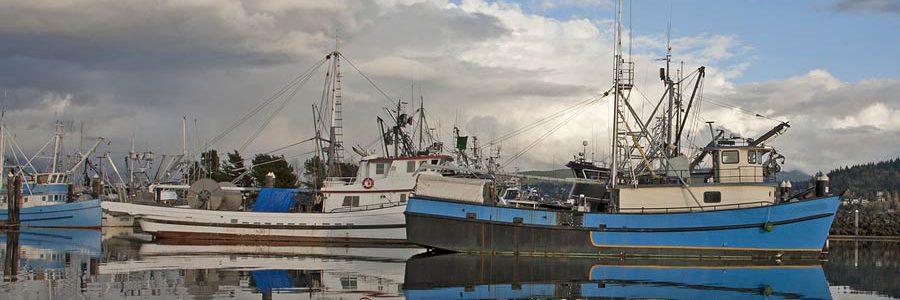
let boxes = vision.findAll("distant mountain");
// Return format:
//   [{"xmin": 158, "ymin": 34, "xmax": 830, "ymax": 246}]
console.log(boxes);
[
  {"xmin": 776, "ymin": 169, "xmax": 811, "ymax": 184},
  {"xmin": 519, "ymin": 169, "xmax": 572, "ymax": 179}
]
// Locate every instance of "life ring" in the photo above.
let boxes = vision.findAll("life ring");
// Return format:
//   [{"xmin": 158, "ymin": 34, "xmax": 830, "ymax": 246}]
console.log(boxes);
[{"xmin": 362, "ymin": 177, "xmax": 375, "ymax": 189}]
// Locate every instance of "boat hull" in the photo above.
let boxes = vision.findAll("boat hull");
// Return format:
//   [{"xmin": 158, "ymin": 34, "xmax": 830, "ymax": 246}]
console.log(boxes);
[
  {"xmin": 405, "ymin": 196, "xmax": 840, "ymax": 259},
  {"xmin": 123, "ymin": 202, "xmax": 408, "ymax": 244},
  {"xmin": 0, "ymin": 199, "xmax": 102, "ymax": 228}
]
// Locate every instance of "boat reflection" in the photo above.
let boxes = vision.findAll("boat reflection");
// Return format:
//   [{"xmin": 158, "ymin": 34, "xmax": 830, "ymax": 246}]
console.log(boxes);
[
  {"xmin": 2, "ymin": 229, "xmax": 420, "ymax": 299},
  {"xmin": 404, "ymin": 253, "xmax": 833, "ymax": 300}
]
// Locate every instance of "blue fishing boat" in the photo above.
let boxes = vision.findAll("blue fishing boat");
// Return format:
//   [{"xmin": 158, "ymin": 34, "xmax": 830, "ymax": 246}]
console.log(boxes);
[
  {"xmin": 404, "ymin": 1, "xmax": 838, "ymax": 259},
  {"xmin": 0, "ymin": 123, "xmax": 104, "ymax": 228}
]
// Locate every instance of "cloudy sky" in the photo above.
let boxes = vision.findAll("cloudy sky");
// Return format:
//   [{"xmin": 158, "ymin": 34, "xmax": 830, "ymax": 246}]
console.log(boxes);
[{"xmin": 0, "ymin": 0, "xmax": 898, "ymax": 175}]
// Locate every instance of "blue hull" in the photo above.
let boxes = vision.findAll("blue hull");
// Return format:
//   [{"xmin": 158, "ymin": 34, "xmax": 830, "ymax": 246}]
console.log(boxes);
[
  {"xmin": 0, "ymin": 199, "xmax": 102, "ymax": 228},
  {"xmin": 405, "ymin": 196, "xmax": 840, "ymax": 257}
]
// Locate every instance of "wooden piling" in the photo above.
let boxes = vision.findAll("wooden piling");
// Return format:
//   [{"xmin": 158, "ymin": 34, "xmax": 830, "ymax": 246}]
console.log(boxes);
[{"xmin": 5, "ymin": 174, "xmax": 21, "ymax": 228}]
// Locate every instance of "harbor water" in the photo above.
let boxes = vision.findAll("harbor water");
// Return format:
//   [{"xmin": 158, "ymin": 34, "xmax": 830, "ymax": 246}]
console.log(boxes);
[{"xmin": 0, "ymin": 229, "xmax": 897, "ymax": 299}]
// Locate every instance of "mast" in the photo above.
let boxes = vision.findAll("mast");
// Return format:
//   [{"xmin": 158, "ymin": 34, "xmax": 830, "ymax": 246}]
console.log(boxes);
[
  {"xmin": 50, "ymin": 121, "xmax": 63, "ymax": 173},
  {"xmin": 325, "ymin": 46, "xmax": 345, "ymax": 174},
  {"xmin": 0, "ymin": 124, "xmax": 4, "ymax": 191},
  {"xmin": 610, "ymin": 0, "xmax": 634, "ymax": 188},
  {"xmin": 182, "ymin": 116, "xmax": 187, "ymax": 156}
]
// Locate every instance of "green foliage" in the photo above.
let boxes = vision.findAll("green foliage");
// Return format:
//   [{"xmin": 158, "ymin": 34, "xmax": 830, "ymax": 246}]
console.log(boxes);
[
  {"xmin": 251, "ymin": 154, "xmax": 298, "ymax": 188},
  {"xmin": 302, "ymin": 156, "xmax": 327, "ymax": 189},
  {"xmin": 222, "ymin": 150, "xmax": 252, "ymax": 187},
  {"xmin": 828, "ymin": 158, "xmax": 900, "ymax": 200},
  {"xmin": 301, "ymin": 156, "xmax": 358, "ymax": 189},
  {"xmin": 187, "ymin": 149, "xmax": 230, "ymax": 182}
]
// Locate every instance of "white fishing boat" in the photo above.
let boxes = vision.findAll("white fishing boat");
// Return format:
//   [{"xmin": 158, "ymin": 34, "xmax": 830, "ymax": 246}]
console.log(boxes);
[{"xmin": 106, "ymin": 154, "xmax": 452, "ymax": 243}]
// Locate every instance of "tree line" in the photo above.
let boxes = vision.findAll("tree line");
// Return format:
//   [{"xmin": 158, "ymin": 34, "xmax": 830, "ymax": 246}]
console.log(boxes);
[{"xmin": 187, "ymin": 149, "xmax": 357, "ymax": 189}]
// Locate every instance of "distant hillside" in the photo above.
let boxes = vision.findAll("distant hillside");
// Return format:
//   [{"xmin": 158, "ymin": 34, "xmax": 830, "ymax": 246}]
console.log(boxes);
[
  {"xmin": 776, "ymin": 169, "xmax": 811, "ymax": 184},
  {"xmin": 828, "ymin": 158, "xmax": 900, "ymax": 200},
  {"xmin": 519, "ymin": 169, "xmax": 573, "ymax": 179}
]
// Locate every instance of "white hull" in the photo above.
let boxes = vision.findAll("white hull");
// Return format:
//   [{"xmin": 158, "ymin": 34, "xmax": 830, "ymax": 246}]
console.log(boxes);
[{"xmin": 104, "ymin": 201, "xmax": 408, "ymax": 243}]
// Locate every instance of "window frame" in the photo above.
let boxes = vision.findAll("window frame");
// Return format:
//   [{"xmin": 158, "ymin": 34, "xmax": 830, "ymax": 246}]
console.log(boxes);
[
  {"xmin": 341, "ymin": 195, "xmax": 361, "ymax": 207},
  {"xmin": 703, "ymin": 191, "xmax": 722, "ymax": 203},
  {"xmin": 375, "ymin": 163, "xmax": 386, "ymax": 175},
  {"xmin": 721, "ymin": 150, "xmax": 740, "ymax": 164},
  {"xmin": 747, "ymin": 150, "xmax": 759, "ymax": 164}
]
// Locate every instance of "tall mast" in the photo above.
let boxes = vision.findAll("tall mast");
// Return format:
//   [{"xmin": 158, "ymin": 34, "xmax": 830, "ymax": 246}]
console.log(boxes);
[
  {"xmin": 418, "ymin": 96, "xmax": 424, "ymax": 152},
  {"xmin": 50, "ymin": 121, "xmax": 63, "ymax": 173},
  {"xmin": 0, "ymin": 124, "xmax": 5, "ymax": 191},
  {"xmin": 665, "ymin": 37, "xmax": 674, "ymax": 159},
  {"xmin": 610, "ymin": 0, "xmax": 623, "ymax": 188},
  {"xmin": 182, "ymin": 116, "xmax": 187, "ymax": 156},
  {"xmin": 327, "ymin": 46, "xmax": 345, "ymax": 172}
]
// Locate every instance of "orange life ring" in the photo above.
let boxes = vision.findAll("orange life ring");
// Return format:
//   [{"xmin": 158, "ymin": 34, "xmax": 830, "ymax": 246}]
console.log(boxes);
[{"xmin": 362, "ymin": 177, "xmax": 375, "ymax": 189}]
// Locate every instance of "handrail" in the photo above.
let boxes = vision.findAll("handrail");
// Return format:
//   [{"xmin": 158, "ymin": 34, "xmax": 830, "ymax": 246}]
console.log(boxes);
[
  {"xmin": 324, "ymin": 177, "xmax": 357, "ymax": 185},
  {"xmin": 328, "ymin": 201, "xmax": 405, "ymax": 213},
  {"xmin": 618, "ymin": 200, "xmax": 775, "ymax": 214}
]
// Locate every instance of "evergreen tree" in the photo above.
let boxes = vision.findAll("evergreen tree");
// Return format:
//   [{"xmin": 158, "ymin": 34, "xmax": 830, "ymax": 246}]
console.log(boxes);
[
  {"xmin": 222, "ymin": 150, "xmax": 252, "ymax": 187},
  {"xmin": 301, "ymin": 156, "xmax": 359, "ymax": 189},
  {"xmin": 251, "ymin": 154, "xmax": 298, "ymax": 188}
]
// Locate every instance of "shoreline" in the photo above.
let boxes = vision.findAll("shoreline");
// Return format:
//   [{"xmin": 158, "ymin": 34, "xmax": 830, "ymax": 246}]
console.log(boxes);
[{"xmin": 828, "ymin": 235, "xmax": 900, "ymax": 241}]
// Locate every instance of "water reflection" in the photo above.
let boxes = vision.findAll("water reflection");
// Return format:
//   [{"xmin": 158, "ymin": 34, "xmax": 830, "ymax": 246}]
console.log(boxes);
[
  {"xmin": 0, "ymin": 229, "xmax": 897, "ymax": 299},
  {"xmin": 404, "ymin": 254, "xmax": 832, "ymax": 299}
]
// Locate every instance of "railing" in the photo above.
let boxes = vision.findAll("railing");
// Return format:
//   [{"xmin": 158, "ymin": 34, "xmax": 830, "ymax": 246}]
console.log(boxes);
[
  {"xmin": 663, "ymin": 166, "xmax": 775, "ymax": 184},
  {"xmin": 328, "ymin": 201, "xmax": 406, "ymax": 213},
  {"xmin": 323, "ymin": 177, "xmax": 356, "ymax": 186},
  {"xmin": 617, "ymin": 200, "xmax": 775, "ymax": 214}
]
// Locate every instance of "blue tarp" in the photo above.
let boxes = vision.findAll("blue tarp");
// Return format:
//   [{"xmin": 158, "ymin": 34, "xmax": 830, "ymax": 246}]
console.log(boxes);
[
  {"xmin": 251, "ymin": 270, "xmax": 294, "ymax": 291},
  {"xmin": 252, "ymin": 188, "xmax": 298, "ymax": 212}
]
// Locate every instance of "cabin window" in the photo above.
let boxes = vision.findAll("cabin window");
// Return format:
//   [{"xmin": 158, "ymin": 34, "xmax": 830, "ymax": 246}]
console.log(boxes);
[
  {"xmin": 406, "ymin": 161, "xmax": 416, "ymax": 173},
  {"xmin": 375, "ymin": 163, "xmax": 386, "ymax": 175},
  {"xmin": 748, "ymin": 150, "xmax": 759, "ymax": 164},
  {"xmin": 342, "ymin": 196, "xmax": 360, "ymax": 207},
  {"xmin": 703, "ymin": 191, "xmax": 722, "ymax": 203},
  {"xmin": 431, "ymin": 159, "xmax": 439, "ymax": 165},
  {"xmin": 400, "ymin": 193, "xmax": 407, "ymax": 203},
  {"xmin": 721, "ymin": 150, "xmax": 739, "ymax": 164}
]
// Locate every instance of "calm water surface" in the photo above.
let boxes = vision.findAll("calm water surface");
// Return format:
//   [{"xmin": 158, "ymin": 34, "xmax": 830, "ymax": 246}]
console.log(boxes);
[{"xmin": 1, "ymin": 228, "xmax": 897, "ymax": 299}]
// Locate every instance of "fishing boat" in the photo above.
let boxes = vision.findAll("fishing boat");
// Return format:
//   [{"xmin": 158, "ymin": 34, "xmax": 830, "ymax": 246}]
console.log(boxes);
[
  {"xmin": 124, "ymin": 154, "xmax": 453, "ymax": 244},
  {"xmin": 403, "ymin": 1, "xmax": 839, "ymax": 259},
  {"xmin": 0, "ymin": 123, "xmax": 104, "ymax": 228}
]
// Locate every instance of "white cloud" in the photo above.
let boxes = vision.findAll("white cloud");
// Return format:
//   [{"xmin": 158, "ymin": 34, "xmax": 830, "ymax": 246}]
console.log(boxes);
[{"xmin": 0, "ymin": 0, "xmax": 896, "ymax": 176}]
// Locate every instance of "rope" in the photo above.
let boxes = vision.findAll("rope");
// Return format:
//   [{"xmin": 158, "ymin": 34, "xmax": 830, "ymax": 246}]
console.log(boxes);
[
  {"xmin": 701, "ymin": 95, "xmax": 785, "ymax": 123},
  {"xmin": 484, "ymin": 87, "xmax": 613, "ymax": 148},
  {"xmin": 338, "ymin": 53, "xmax": 398, "ymax": 107},
  {"xmin": 202, "ymin": 57, "xmax": 328, "ymax": 153},
  {"xmin": 502, "ymin": 96, "xmax": 604, "ymax": 168}
]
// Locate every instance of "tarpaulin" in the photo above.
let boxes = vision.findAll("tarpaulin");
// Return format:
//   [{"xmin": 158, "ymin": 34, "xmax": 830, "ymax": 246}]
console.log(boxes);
[
  {"xmin": 252, "ymin": 188, "xmax": 297, "ymax": 212},
  {"xmin": 251, "ymin": 270, "xmax": 293, "ymax": 291}
]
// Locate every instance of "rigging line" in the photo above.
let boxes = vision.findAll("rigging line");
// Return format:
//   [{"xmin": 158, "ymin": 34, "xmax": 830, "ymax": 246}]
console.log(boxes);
[
  {"xmin": 338, "ymin": 53, "xmax": 398, "ymax": 107},
  {"xmin": 487, "ymin": 97, "xmax": 597, "ymax": 146},
  {"xmin": 502, "ymin": 98, "xmax": 599, "ymax": 168},
  {"xmin": 261, "ymin": 137, "xmax": 319, "ymax": 155},
  {"xmin": 502, "ymin": 107, "xmax": 584, "ymax": 168},
  {"xmin": 701, "ymin": 96, "xmax": 785, "ymax": 123},
  {"xmin": 203, "ymin": 57, "xmax": 328, "ymax": 151},
  {"xmin": 238, "ymin": 67, "xmax": 317, "ymax": 152},
  {"xmin": 484, "ymin": 88, "xmax": 612, "ymax": 147}
]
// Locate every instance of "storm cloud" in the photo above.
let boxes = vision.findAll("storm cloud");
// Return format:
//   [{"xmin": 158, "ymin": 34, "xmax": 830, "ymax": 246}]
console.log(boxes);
[{"xmin": 0, "ymin": 0, "xmax": 897, "ymax": 175}]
